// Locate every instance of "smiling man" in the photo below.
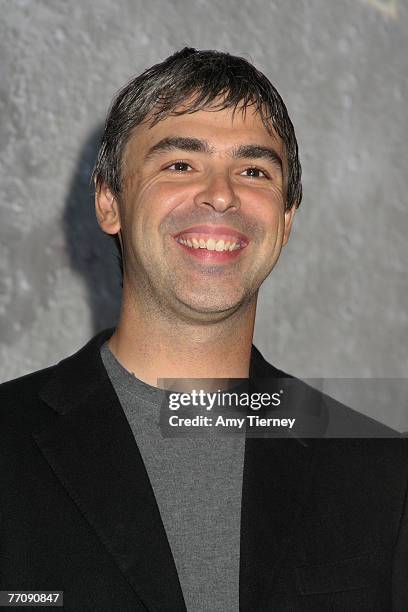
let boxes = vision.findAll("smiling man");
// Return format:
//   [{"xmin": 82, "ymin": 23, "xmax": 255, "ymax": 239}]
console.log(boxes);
[{"xmin": 1, "ymin": 48, "xmax": 408, "ymax": 612}]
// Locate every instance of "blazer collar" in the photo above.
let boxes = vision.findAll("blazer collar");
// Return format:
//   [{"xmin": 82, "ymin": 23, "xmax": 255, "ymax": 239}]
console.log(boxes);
[{"xmin": 36, "ymin": 329, "xmax": 317, "ymax": 611}]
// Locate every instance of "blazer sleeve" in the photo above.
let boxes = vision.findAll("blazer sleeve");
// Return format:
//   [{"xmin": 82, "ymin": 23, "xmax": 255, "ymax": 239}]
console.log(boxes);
[{"xmin": 392, "ymin": 439, "xmax": 408, "ymax": 612}]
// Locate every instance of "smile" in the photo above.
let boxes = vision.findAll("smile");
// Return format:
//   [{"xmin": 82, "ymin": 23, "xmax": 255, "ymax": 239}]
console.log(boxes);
[
  {"xmin": 173, "ymin": 228, "xmax": 248, "ymax": 263},
  {"xmin": 176, "ymin": 235, "xmax": 244, "ymax": 252},
  {"xmin": 172, "ymin": 225, "xmax": 249, "ymax": 262}
]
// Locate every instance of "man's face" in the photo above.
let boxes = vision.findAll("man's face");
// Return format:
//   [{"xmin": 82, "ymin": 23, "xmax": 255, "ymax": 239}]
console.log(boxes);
[{"xmin": 102, "ymin": 104, "xmax": 296, "ymax": 321}]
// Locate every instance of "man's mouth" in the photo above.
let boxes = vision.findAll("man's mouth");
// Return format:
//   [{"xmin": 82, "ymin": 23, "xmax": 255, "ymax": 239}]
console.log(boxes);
[
  {"xmin": 173, "ymin": 225, "xmax": 249, "ymax": 261},
  {"xmin": 176, "ymin": 235, "xmax": 245, "ymax": 251}
]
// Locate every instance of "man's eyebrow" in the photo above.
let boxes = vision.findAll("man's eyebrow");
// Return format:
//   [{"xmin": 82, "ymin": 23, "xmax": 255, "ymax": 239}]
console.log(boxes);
[
  {"xmin": 145, "ymin": 136, "xmax": 214, "ymax": 160},
  {"xmin": 144, "ymin": 137, "xmax": 282, "ymax": 172},
  {"xmin": 231, "ymin": 144, "xmax": 283, "ymax": 171}
]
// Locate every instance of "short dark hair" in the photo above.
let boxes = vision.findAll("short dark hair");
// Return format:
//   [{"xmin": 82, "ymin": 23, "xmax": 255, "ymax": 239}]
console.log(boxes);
[{"xmin": 93, "ymin": 48, "xmax": 302, "ymax": 271}]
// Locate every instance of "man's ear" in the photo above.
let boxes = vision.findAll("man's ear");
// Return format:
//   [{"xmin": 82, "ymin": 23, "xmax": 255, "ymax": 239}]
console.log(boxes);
[
  {"xmin": 282, "ymin": 204, "xmax": 297, "ymax": 246},
  {"xmin": 95, "ymin": 181, "xmax": 121, "ymax": 235}
]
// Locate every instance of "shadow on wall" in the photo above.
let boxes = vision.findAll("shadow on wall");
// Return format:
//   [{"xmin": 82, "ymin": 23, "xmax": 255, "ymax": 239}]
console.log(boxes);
[{"xmin": 63, "ymin": 125, "xmax": 121, "ymax": 334}]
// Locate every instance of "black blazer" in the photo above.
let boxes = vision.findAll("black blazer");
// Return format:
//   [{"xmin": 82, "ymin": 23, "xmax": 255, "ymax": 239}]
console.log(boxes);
[{"xmin": 1, "ymin": 328, "xmax": 408, "ymax": 611}]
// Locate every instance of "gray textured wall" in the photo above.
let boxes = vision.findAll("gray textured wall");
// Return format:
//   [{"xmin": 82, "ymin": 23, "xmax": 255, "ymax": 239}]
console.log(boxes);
[{"xmin": 1, "ymin": 0, "xmax": 407, "ymax": 394}]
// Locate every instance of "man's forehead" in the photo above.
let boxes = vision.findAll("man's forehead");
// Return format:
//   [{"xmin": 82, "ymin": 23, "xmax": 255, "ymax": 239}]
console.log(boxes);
[{"xmin": 128, "ymin": 105, "xmax": 284, "ymax": 156}]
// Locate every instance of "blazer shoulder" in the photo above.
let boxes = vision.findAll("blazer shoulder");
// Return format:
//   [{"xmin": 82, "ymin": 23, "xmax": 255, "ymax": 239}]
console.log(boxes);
[
  {"xmin": 0, "ymin": 329, "xmax": 114, "ymax": 432},
  {"xmin": 0, "ymin": 365, "xmax": 57, "ymax": 430},
  {"xmin": 252, "ymin": 345, "xmax": 405, "ymax": 441}
]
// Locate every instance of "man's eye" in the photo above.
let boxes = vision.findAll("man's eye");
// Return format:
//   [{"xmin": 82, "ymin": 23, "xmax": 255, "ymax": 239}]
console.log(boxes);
[
  {"xmin": 241, "ymin": 167, "xmax": 268, "ymax": 178},
  {"xmin": 167, "ymin": 161, "xmax": 192, "ymax": 172}
]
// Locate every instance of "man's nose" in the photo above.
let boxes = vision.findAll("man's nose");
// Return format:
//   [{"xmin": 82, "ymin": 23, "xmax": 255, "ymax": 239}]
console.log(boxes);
[{"xmin": 193, "ymin": 171, "xmax": 240, "ymax": 213}]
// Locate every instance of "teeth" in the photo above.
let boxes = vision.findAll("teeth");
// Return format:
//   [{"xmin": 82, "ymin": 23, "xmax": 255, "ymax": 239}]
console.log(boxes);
[{"xmin": 177, "ymin": 236, "xmax": 242, "ymax": 251}]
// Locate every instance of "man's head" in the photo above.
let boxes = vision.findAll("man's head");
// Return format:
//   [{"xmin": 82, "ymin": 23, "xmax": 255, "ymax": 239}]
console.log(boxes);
[{"xmin": 93, "ymin": 48, "xmax": 302, "ymax": 322}]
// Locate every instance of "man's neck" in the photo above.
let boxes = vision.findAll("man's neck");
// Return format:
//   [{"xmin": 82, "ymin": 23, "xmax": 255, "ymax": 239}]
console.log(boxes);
[{"xmin": 108, "ymin": 293, "xmax": 257, "ymax": 388}]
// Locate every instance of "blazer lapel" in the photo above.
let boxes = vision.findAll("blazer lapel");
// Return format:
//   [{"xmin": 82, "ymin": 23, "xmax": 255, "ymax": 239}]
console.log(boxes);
[
  {"xmin": 240, "ymin": 346, "xmax": 318, "ymax": 611},
  {"xmin": 34, "ymin": 329, "xmax": 186, "ymax": 612}
]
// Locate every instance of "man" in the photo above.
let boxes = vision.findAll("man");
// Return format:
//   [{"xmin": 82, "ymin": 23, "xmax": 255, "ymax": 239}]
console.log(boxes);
[{"xmin": 1, "ymin": 48, "xmax": 407, "ymax": 611}]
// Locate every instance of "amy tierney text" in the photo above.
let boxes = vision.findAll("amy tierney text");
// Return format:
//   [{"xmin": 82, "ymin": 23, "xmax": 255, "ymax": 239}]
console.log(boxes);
[{"xmin": 168, "ymin": 415, "xmax": 296, "ymax": 429}]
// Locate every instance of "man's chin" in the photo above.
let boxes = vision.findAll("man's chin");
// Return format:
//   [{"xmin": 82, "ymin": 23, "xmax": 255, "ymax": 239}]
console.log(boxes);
[{"xmin": 172, "ymin": 291, "xmax": 253, "ymax": 322}]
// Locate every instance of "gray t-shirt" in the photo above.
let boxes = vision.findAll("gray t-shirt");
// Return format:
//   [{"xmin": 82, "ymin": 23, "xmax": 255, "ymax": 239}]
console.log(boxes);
[{"xmin": 100, "ymin": 341, "xmax": 245, "ymax": 612}]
